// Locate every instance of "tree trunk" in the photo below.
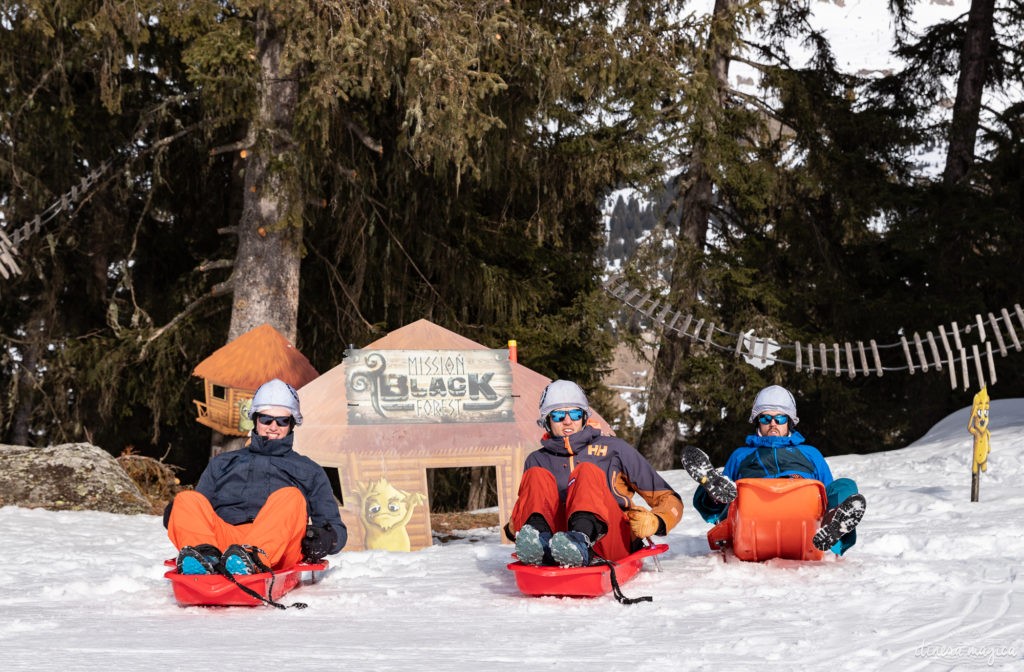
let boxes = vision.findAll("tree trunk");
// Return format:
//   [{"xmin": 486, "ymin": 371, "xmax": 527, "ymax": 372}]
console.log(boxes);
[
  {"xmin": 9, "ymin": 335, "xmax": 39, "ymax": 446},
  {"xmin": 636, "ymin": 0, "xmax": 734, "ymax": 470},
  {"xmin": 943, "ymin": 0, "xmax": 996, "ymax": 186},
  {"xmin": 466, "ymin": 466, "xmax": 494, "ymax": 511},
  {"xmin": 227, "ymin": 8, "xmax": 303, "ymax": 344},
  {"xmin": 212, "ymin": 10, "xmax": 302, "ymax": 458}
]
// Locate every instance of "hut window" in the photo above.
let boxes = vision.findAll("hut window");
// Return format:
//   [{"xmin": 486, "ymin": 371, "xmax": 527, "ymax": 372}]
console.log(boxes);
[
  {"xmin": 211, "ymin": 384, "xmax": 226, "ymax": 400},
  {"xmin": 426, "ymin": 466, "xmax": 497, "ymax": 512}
]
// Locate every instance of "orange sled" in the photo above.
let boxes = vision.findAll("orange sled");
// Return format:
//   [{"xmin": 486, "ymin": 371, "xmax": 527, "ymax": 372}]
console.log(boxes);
[
  {"xmin": 508, "ymin": 543, "xmax": 668, "ymax": 599},
  {"xmin": 164, "ymin": 559, "xmax": 328, "ymax": 607},
  {"xmin": 707, "ymin": 478, "xmax": 827, "ymax": 561}
]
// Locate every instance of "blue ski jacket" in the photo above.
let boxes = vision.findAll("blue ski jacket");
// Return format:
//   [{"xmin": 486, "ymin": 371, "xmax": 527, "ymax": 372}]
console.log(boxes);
[
  {"xmin": 193, "ymin": 432, "xmax": 346, "ymax": 553},
  {"xmin": 693, "ymin": 431, "xmax": 833, "ymax": 522}
]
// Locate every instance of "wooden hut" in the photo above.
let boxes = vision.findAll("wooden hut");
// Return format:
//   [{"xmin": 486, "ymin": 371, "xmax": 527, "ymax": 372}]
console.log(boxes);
[
  {"xmin": 192, "ymin": 324, "xmax": 319, "ymax": 436},
  {"xmin": 294, "ymin": 319, "xmax": 611, "ymax": 551}
]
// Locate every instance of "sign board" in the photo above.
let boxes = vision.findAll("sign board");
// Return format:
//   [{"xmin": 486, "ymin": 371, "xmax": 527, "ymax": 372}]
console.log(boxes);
[{"xmin": 346, "ymin": 349, "xmax": 514, "ymax": 424}]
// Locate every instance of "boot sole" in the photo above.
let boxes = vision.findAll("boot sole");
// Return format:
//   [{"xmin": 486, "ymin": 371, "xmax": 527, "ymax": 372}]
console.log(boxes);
[
  {"xmin": 549, "ymin": 533, "xmax": 589, "ymax": 568},
  {"xmin": 681, "ymin": 445, "xmax": 737, "ymax": 504},
  {"xmin": 514, "ymin": 526, "xmax": 547, "ymax": 566},
  {"xmin": 813, "ymin": 494, "xmax": 867, "ymax": 551}
]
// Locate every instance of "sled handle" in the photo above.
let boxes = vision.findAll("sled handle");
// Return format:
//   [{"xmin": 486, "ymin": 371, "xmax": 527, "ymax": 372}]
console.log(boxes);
[{"xmin": 645, "ymin": 538, "xmax": 663, "ymax": 572}]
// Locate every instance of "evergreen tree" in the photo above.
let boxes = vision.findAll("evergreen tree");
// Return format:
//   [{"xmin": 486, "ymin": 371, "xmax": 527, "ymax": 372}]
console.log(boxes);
[{"xmin": 1, "ymin": 1, "xmax": 690, "ymax": 487}]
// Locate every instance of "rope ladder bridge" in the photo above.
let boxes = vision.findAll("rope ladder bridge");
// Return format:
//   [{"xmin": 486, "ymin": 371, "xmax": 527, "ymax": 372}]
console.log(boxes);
[{"xmin": 603, "ymin": 275, "xmax": 1024, "ymax": 391}]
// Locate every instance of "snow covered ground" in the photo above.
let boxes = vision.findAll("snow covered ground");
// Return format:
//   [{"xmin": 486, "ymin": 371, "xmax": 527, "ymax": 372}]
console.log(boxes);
[{"xmin": 2, "ymin": 398, "xmax": 1022, "ymax": 671}]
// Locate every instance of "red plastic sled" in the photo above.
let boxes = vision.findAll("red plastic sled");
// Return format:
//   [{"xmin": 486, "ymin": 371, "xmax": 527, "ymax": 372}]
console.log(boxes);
[
  {"xmin": 164, "ymin": 559, "xmax": 328, "ymax": 607},
  {"xmin": 707, "ymin": 477, "xmax": 827, "ymax": 561},
  {"xmin": 508, "ymin": 543, "xmax": 668, "ymax": 598}
]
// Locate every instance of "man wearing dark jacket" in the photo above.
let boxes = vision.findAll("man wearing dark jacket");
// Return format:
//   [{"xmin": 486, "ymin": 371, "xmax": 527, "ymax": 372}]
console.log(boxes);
[
  {"xmin": 508, "ymin": 380, "xmax": 683, "ymax": 568},
  {"xmin": 165, "ymin": 379, "xmax": 346, "ymax": 575}
]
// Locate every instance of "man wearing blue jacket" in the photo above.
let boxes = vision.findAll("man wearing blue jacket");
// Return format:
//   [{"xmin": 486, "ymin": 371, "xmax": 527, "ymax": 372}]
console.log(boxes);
[
  {"xmin": 683, "ymin": 385, "xmax": 866, "ymax": 555},
  {"xmin": 165, "ymin": 379, "xmax": 346, "ymax": 575}
]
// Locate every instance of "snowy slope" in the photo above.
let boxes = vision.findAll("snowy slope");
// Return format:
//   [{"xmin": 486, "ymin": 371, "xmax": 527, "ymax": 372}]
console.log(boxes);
[{"xmin": 2, "ymin": 399, "xmax": 1022, "ymax": 671}]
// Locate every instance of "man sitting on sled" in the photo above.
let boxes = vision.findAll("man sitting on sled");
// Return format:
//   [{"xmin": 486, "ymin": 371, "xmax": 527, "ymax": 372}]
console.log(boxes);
[
  {"xmin": 164, "ymin": 378, "xmax": 346, "ymax": 575},
  {"xmin": 506, "ymin": 380, "xmax": 683, "ymax": 568},
  {"xmin": 683, "ymin": 385, "xmax": 866, "ymax": 555}
]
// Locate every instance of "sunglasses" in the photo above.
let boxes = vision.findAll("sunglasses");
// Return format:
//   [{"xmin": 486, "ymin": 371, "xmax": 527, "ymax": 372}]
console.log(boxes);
[
  {"xmin": 548, "ymin": 408, "xmax": 586, "ymax": 423},
  {"xmin": 256, "ymin": 414, "xmax": 294, "ymax": 427},
  {"xmin": 757, "ymin": 414, "xmax": 790, "ymax": 425}
]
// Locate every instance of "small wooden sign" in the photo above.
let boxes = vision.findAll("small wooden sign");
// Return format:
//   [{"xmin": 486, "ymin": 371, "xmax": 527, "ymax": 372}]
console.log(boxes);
[{"xmin": 345, "ymin": 349, "xmax": 514, "ymax": 424}]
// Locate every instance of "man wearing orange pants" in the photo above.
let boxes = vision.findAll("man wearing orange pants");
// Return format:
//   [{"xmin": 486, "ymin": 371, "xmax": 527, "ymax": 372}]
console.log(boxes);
[
  {"xmin": 165, "ymin": 379, "xmax": 346, "ymax": 575},
  {"xmin": 168, "ymin": 486, "xmax": 309, "ymax": 570},
  {"xmin": 507, "ymin": 380, "xmax": 683, "ymax": 567}
]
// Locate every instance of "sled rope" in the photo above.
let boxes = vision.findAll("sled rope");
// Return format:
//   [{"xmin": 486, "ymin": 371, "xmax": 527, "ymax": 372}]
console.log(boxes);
[
  {"xmin": 591, "ymin": 555, "xmax": 653, "ymax": 605},
  {"xmin": 215, "ymin": 546, "xmax": 308, "ymax": 610}
]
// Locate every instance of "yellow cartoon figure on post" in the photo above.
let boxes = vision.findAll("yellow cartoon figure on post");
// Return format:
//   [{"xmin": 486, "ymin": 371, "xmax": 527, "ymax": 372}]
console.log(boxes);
[{"xmin": 968, "ymin": 387, "xmax": 991, "ymax": 501}]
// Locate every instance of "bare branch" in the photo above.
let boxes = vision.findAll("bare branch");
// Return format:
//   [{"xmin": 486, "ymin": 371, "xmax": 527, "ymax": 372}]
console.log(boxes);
[
  {"xmin": 137, "ymin": 291, "xmax": 224, "ymax": 360},
  {"xmin": 210, "ymin": 129, "xmax": 257, "ymax": 157},
  {"xmin": 344, "ymin": 119, "xmax": 384, "ymax": 155},
  {"xmin": 210, "ymin": 278, "xmax": 235, "ymax": 297},
  {"xmin": 304, "ymin": 239, "xmax": 377, "ymax": 332},
  {"xmin": 198, "ymin": 259, "xmax": 234, "ymax": 272}
]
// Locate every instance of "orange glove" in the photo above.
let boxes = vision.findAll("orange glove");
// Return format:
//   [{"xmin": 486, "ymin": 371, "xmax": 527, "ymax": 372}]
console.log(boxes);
[{"xmin": 627, "ymin": 509, "xmax": 661, "ymax": 538}]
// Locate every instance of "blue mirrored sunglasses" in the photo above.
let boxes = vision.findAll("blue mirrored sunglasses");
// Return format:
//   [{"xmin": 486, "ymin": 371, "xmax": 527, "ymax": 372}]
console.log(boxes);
[
  {"xmin": 757, "ymin": 413, "xmax": 790, "ymax": 425},
  {"xmin": 257, "ymin": 414, "xmax": 294, "ymax": 427},
  {"xmin": 548, "ymin": 408, "xmax": 586, "ymax": 423}
]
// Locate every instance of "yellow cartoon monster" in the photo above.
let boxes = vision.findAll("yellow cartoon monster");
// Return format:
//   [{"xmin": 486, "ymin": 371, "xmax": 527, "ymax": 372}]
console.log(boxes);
[
  {"xmin": 353, "ymin": 477, "xmax": 426, "ymax": 551},
  {"xmin": 968, "ymin": 387, "xmax": 991, "ymax": 502}
]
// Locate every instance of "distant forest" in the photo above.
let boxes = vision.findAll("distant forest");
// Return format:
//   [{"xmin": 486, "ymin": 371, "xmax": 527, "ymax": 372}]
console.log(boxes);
[{"xmin": 604, "ymin": 188, "xmax": 681, "ymax": 265}]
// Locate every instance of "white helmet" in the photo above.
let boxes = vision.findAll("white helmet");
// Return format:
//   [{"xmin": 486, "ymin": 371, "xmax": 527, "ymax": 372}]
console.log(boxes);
[
  {"xmin": 249, "ymin": 378, "xmax": 303, "ymax": 425},
  {"xmin": 537, "ymin": 380, "xmax": 590, "ymax": 429},
  {"xmin": 748, "ymin": 385, "xmax": 799, "ymax": 425}
]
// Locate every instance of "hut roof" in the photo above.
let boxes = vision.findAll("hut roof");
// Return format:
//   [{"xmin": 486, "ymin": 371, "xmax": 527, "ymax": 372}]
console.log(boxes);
[
  {"xmin": 363, "ymin": 318, "xmax": 482, "ymax": 350},
  {"xmin": 192, "ymin": 323, "xmax": 319, "ymax": 391}
]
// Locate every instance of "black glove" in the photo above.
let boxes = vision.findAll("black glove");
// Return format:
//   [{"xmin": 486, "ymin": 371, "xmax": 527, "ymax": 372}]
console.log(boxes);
[{"xmin": 301, "ymin": 523, "xmax": 337, "ymax": 562}]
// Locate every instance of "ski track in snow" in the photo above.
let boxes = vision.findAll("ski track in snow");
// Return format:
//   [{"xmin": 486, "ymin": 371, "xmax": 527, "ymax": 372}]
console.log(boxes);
[{"xmin": 2, "ymin": 400, "xmax": 1023, "ymax": 671}]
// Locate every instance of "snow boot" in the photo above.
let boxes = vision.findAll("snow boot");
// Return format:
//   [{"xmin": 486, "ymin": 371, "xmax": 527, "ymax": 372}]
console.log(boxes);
[
  {"xmin": 681, "ymin": 445, "xmax": 737, "ymax": 504},
  {"xmin": 221, "ymin": 544, "xmax": 268, "ymax": 575},
  {"xmin": 176, "ymin": 544, "xmax": 222, "ymax": 575},
  {"xmin": 515, "ymin": 523, "xmax": 552, "ymax": 566},
  {"xmin": 549, "ymin": 531, "xmax": 593, "ymax": 568},
  {"xmin": 813, "ymin": 494, "xmax": 867, "ymax": 551}
]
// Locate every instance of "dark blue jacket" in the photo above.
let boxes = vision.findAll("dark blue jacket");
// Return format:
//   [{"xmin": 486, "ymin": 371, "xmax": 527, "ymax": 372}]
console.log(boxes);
[
  {"xmin": 194, "ymin": 433, "xmax": 347, "ymax": 553},
  {"xmin": 694, "ymin": 431, "xmax": 832, "ymax": 523}
]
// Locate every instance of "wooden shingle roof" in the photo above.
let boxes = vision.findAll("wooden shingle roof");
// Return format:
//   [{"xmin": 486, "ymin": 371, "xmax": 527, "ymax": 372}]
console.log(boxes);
[{"xmin": 192, "ymin": 323, "xmax": 319, "ymax": 391}]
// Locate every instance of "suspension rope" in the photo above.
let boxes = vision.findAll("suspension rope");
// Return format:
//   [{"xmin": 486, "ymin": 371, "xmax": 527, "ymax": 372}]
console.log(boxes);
[
  {"xmin": 604, "ymin": 276, "xmax": 1014, "ymax": 390},
  {"xmin": 0, "ymin": 116, "xmax": 201, "ymax": 279}
]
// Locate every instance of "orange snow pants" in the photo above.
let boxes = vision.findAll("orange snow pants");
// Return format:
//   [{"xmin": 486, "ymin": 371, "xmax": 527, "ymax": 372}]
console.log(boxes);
[
  {"xmin": 510, "ymin": 463, "xmax": 633, "ymax": 561},
  {"xmin": 167, "ymin": 486, "xmax": 308, "ymax": 569}
]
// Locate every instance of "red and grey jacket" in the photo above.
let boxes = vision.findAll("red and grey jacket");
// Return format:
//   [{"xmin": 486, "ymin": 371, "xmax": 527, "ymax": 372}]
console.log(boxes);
[{"xmin": 525, "ymin": 425, "xmax": 684, "ymax": 535}]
